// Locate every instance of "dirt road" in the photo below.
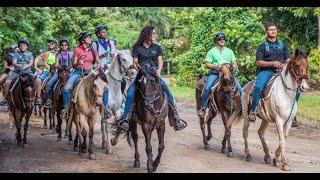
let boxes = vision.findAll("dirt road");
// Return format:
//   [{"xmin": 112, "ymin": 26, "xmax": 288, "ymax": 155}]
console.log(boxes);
[{"xmin": 1, "ymin": 98, "xmax": 320, "ymax": 173}]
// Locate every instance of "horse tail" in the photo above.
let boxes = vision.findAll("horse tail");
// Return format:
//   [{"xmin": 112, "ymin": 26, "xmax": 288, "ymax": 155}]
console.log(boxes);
[
  {"xmin": 126, "ymin": 125, "xmax": 133, "ymax": 148},
  {"xmin": 227, "ymin": 106, "xmax": 242, "ymax": 129}
]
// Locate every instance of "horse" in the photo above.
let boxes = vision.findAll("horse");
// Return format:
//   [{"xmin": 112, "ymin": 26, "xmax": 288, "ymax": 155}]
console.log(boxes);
[
  {"xmin": 51, "ymin": 67, "xmax": 71, "ymax": 141},
  {"xmin": 7, "ymin": 72, "xmax": 36, "ymax": 146},
  {"xmin": 112, "ymin": 63, "xmax": 168, "ymax": 173},
  {"xmin": 100, "ymin": 49, "xmax": 137, "ymax": 155},
  {"xmin": 227, "ymin": 49, "xmax": 310, "ymax": 171},
  {"xmin": 195, "ymin": 64, "xmax": 242, "ymax": 157},
  {"xmin": 39, "ymin": 66, "xmax": 56, "ymax": 130},
  {"xmin": 67, "ymin": 68, "xmax": 108, "ymax": 160}
]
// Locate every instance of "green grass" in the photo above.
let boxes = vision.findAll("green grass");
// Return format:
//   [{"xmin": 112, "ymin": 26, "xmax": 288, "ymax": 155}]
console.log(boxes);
[{"xmin": 170, "ymin": 85, "xmax": 320, "ymax": 122}]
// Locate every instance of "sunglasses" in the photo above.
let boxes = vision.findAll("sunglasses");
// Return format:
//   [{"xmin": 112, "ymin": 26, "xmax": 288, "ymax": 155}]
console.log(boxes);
[
  {"xmin": 218, "ymin": 38, "xmax": 225, "ymax": 41},
  {"xmin": 49, "ymin": 42, "xmax": 56, "ymax": 45}
]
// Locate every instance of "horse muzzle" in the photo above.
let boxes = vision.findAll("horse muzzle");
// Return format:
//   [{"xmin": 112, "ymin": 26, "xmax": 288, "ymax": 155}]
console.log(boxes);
[{"xmin": 300, "ymin": 79, "xmax": 310, "ymax": 92}]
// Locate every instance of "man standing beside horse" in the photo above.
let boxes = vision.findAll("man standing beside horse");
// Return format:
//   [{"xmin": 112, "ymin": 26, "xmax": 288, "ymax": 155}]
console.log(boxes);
[{"xmin": 197, "ymin": 31, "xmax": 242, "ymax": 118}]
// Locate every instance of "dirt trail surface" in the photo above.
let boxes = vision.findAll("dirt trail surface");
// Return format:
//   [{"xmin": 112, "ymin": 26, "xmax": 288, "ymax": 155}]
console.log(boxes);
[{"xmin": 1, "ymin": 98, "xmax": 320, "ymax": 173}]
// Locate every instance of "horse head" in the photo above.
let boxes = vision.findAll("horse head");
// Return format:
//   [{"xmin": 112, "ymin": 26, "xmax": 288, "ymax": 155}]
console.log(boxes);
[
  {"xmin": 137, "ymin": 63, "xmax": 161, "ymax": 110},
  {"xmin": 19, "ymin": 73, "xmax": 36, "ymax": 109},
  {"xmin": 286, "ymin": 49, "xmax": 310, "ymax": 92},
  {"xmin": 117, "ymin": 49, "xmax": 138, "ymax": 80},
  {"xmin": 89, "ymin": 68, "xmax": 108, "ymax": 106},
  {"xmin": 219, "ymin": 63, "xmax": 236, "ymax": 95}
]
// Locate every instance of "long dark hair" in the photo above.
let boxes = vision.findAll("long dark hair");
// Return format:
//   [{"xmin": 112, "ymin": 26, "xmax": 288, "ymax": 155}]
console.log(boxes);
[{"xmin": 131, "ymin": 25, "xmax": 155, "ymax": 52}]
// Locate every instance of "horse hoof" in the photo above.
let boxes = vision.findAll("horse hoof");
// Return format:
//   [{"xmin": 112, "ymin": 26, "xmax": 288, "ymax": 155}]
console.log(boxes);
[
  {"xmin": 264, "ymin": 156, "xmax": 271, "ymax": 164},
  {"xmin": 221, "ymin": 148, "xmax": 228, "ymax": 154},
  {"xmin": 246, "ymin": 155, "xmax": 253, "ymax": 162},
  {"xmin": 73, "ymin": 146, "xmax": 79, "ymax": 152},
  {"xmin": 206, "ymin": 135, "xmax": 212, "ymax": 141},
  {"xmin": 273, "ymin": 158, "xmax": 281, "ymax": 167},
  {"xmin": 133, "ymin": 161, "xmax": 140, "ymax": 168},
  {"xmin": 81, "ymin": 148, "xmax": 87, "ymax": 154},
  {"xmin": 147, "ymin": 169, "xmax": 154, "ymax": 173},
  {"xmin": 281, "ymin": 164, "xmax": 291, "ymax": 171},
  {"xmin": 106, "ymin": 149, "xmax": 113, "ymax": 155},
  {"xmin": 204, "ymin": 144, "xmax": 210, "ymax": 150},
  {"xmin": 89, "ymin": 154, "xmax": 96, "ymax": 160},
  {"xmin": 227, "ymin": 152, "xmax": 234, "ymax": 158},
  {"xmin": 111, "ymin": 138, "xmax": 117, "ymax": 146},
  {"xmin": 68, "ymin": 140, "xmax": 73, "ymax": 145},
  {"xmin": 57, "ymin": 137, "xmax": 62, "ymax": 141}
]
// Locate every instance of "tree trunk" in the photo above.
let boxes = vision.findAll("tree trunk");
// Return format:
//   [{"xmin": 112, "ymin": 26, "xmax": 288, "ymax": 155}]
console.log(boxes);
[{"xmin": 318, "ymin": 15, "xmax": 320, "ymax": 50}]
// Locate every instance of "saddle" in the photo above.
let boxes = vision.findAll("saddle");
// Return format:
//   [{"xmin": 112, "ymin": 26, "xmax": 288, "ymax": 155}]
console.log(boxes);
[
  {"xmin": 243, "ymin": 73, "xmax": 279, "ymax": 99},
  {"xmin": 42, "ymin": 75, "xmax": 51, "ymax": 87}
]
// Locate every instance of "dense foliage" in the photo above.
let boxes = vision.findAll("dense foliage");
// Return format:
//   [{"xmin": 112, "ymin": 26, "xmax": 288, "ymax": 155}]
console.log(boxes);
[{"xmin": 0, "ymin": 7, "xmax": 319, "ymax": 89}]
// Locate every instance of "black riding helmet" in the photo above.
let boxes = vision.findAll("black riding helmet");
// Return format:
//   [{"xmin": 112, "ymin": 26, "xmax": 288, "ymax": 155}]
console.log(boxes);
[
  {"xmin": 78, "ymin": 31, "xmax": 92, "ymax": 44},
  {"xmin": 47, "ymin": 38, "xmax": 58, "ymax": 45},
  {"xmin": 95, "ymin": 24, "xmax": 108, "ymax": 37},
  {"xmin": 214, "ymin": 31, "xmax": 226, "ymax": 42},
  {"xmin": 18, "ymin": 38, "xmax": 30, "ymax": 47},
  {"xmin": 59, "ymin": 39, "xmax": 70, "ymax": 46}
]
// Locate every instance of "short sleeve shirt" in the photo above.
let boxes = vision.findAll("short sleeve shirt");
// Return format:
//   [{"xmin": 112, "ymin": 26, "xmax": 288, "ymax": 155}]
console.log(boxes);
[
  {"xmin": 256, "ymin": 39, "xmax": 290, "ymax": 72},
  {"xmin": 92, "ymin": 38, "xmax": 116, "ymax": 68},
  {"xmin": 13, "ymin": 52, "xmax": 34, "ymax": 72},
  {"xmin": 132, "ymin": 43, "xmax": 163, "ymax": 67},
  {"xmin": 205, "ymin": 47, "xmax": 236, "ymax": 74},
  {"xmin": 73, "ymin": 45, "xmax": 95, "ymax": 70}
]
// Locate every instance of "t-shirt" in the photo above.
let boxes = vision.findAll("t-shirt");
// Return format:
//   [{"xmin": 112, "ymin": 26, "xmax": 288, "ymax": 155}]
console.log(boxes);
[
  {"xmin": 204, "ymin": 46, "xmax": 236, "ymax": 74},
  {"xmin": 13, "ymin": 52, "xmax": 34, "ymax": 73},
  {"xmin": 132, "ymin": 43, "xmax": 162, "ymax": 67},
  {"xmin": 255, "ymin": 39, "xmax": 290, "ymax": 72},
  {"xmin": 73, "ymin": 45, "xmax": 95, "ymax": 70},
  {"xmin": 92, "ymin": 38, "xmax": 116, "ymax": 68}
]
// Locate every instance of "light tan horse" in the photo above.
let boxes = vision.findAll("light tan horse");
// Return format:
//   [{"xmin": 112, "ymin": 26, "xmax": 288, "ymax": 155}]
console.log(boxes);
[
  {"xmin": 228, "ymin": 49, "xmax": 310, "ymax": 171},
  {"xmin": 67, "ymin": 68, "xmax": 108, "ymax": 160}
]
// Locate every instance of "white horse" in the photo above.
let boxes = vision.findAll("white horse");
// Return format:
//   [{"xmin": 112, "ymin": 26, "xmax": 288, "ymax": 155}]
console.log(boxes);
[
  {"xmin": 228, "ymin": 49, "xmax": 310, "ymax": 171},
  {"xmin": 101, "ymin": 49, "xmax": 137, "ymax": 154}
]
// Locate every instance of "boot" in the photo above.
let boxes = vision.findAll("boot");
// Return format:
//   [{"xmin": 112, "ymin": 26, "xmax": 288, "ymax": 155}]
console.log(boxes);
[
  {"xmin": 102, "ymin": 107, "xmax": 111, "ymax": 120},
  {"xmin": 291, "ymin": 116, "xmax": 298, "ymax": 127},
  {"xmin": 169, "ymin": 104, "xmax": 187, "ymax": 131},
  {"xmin": 116, "ymin": 117, "xmax": 129, "ymax": 131}
]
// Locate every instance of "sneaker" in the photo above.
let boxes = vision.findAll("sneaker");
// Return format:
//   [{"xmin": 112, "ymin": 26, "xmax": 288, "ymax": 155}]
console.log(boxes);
[
  {"xmin": 0, "ymin": 99, "xmax": 8, "ymax": 106},
  {"xmin": 248, "ymin": 111, "xmax": 257, "ymax": 123},
  {"xmin": 174, "ymin": 118, "xmax": 187, "ymax": 131},
  {"xmin": 60, "ymin": 109, "xmax": 69, "ymax": 120},
  {"xmin": 197, "ymin": 108, "xmax": 205, "ymax": 118},
  {"xmin": 44, "ymin": 99, "xmax": 52, "ymax": 108}
]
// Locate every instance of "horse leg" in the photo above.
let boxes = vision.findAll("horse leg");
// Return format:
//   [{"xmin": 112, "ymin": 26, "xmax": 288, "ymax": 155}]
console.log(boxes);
[
  {"xmin": 66, "ymin": 106, "xmax": 74, "ymax": 144},
  {"xmin": 14, "ymin": 112, "xmax": 23, "ymax": 146},
  {"xmin": 142, "ymin": 123, "xmax": 154, "ymax": 173},
  {"xmin": 258, "ymin": 120, "xmax": 271, "ymax": 164},
  {"xmin": 33, "ymin": 105, "xmax": 37, "ymax": 116},
  {"xmin": 199, "ymin": 116, "xmax": 210, "ymax": 150},
  {"xmin": 274, "ymin": 119, "xmax": 291, "ymax": 171},
  {"xmin": 104, "ymin": 116, "xmax": 113, "ymax": 155},
  {"xmin": 88, "ymin": 115, "xmax": 96, "ymax": 160},
  {"xmin": 242, "ymin": 98, "xmax": 252, "ymax": 162},
  {"xmin": 152, "ymin": 123, "xmax": 165, "ymax": 172},
  {"xmin": 39, "ymin": 104, "xmax": 42, "ymax": 117},
  {"xmin": 56, "ymin": 108, "xmax": 62, "ymax": 141},
  {"xmin": 23, "ymin": 110, "xmax": 32, "ymax": 146},
  {"xmin": 221, "ymin": 113, "xmax": 233, "ymax": 157},
  {"xmin": 51, "ymin": 108, "xmax": 56, "ymax": 130},
  {"xmin": 81, "ymin": 128, "xmax": 87, "ymax": 154},
  {"xmin": 43, "ymin": 106, "xmax": 47, "ymax": 129},
  {"xmin": 131, "ymin": 121, "xmax": 140, "ymax": 168},
  {"xmin": 206, "ymin": 109, "xmax": 216, "ymax": 142}
]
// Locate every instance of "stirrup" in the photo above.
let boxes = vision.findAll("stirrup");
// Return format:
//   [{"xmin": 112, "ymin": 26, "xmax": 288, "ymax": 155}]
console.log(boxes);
[
  {"xmin": 248, "ymin": 111, "xmax": 257, "ymax": 123},
  {"xmin": 60, "ymin": 109, "xmax": 69, "ymax": 120},
  {"xmin": 44, "ymin": 99, "xmax": 52, "ymax": 108},
  {"xmin": 117, "ymin": 117, "xmax": 129, "ymax": 131},
  {"xmin": 174, "ymin": 118, "xmax": 187, "ymax": 131}
]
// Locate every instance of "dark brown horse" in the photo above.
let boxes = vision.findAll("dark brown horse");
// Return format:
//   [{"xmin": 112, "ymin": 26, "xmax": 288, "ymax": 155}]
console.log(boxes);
[
  {"xmin": 8, "ymin": 73, "xmax": 36, "ymax": 146},
  {"xmin": 195, "ymin": 64, "xmax": 242, "ymax": 157},
  {"xmin": 52, "ymin": 67, "xmax": 70, "ymax": 141},
  {"xmin": 112, "ymin": 63, "xmax": 168, "ymax": 173}
]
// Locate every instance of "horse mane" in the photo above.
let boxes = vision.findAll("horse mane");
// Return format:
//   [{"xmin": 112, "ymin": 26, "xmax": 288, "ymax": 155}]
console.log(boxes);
[{"xmin": 21, "ymin": 74, "xmax": 35, "ymax": 89}]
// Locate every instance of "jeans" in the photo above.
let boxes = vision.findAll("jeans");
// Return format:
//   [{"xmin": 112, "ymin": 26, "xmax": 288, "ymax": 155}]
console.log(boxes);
[
  {"xmin": 200, "ymin": 73, "xmax": 242, "ymax": 110},
  {"xmin": 250, "ymin": 70, "xmax": 275, "ymax": 112},
  {"xmin": 103, "ymin": 87, "xmax": 109, "ymax": 107},
  {"xmin": 39, "ymin": 70, "xmax": 51, "ymax": 83},
  {"xmin": 62, "ymin": 69, "xmax": 81, "ymax": 108},
  {"xmin": 122, "ymin": 78, "xmax": 175, "ymax": 119},
  {"xmin": 46, "ymin": 71, "xmax": 59, "ymax": 98}
]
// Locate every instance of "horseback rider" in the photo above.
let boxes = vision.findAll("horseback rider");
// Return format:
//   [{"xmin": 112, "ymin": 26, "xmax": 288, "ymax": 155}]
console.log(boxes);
[
  {"xmin": 33, "ymin": 48, "xmax": 46, "ymax": 76},
  {"xmin": 91, "ymin": 24, "xmax": 117, "ymax": 121},
  {"xmin": 44, "ymin": 39, "xmax": 73, "ymax": 108},
  {"xmin": 38, "ymin": 38, "xmax": 58, "ymax": 84},
  {"xmin": 60, "ymin": 31, "xmax": 99, "ymax": 120},
  {"xmin": 248, "ymin": 22, "xmax": 301, "ymax": 123},
  {"xmin": 1, "ymin": 38, "xmax": 42, "ymax": 105},
  {"xmin": 0, "ymin": 44, "xmax": 19, "ymax": 106},
  {"xmin": 116, "ymin": 25, "xmax": 187, "ymax": 131},
  {"xmin": 197, "ymin": 31, "xmax": 242, "ymax": 118}
]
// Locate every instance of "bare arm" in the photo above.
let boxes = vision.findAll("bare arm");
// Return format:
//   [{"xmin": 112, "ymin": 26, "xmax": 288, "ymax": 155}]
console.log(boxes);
[
  {"xmin": 33, "ymin": 55, "xmax": 42, "ymax": 72},
  {"xmin": 204, "ymin": 61, "xmax": 222, "ymax": 70},
  {"xmin": 132, "ymin": 57, "xmax": 139, "ymax": 70},
  {"xmin": 23, "ymin": 59, "xmax": 34, "ymax": 70},
  {"xmin": 107, "ymin": 53, "xmax": 116, "ymax": 72},
  {"xmin": 55, "ymin": 53, "xmax": 60, "ymax": 68},
  {"xmin": 3, "ymin": 60, "xmax": 13, "ymax": 71},
  {"xmin": 256, "ymin": 60, "xmax": 282, "ymax": 69},
  {"xmin": 156, "ymin": 56, "xmax": 163, "ymax": 77}
]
